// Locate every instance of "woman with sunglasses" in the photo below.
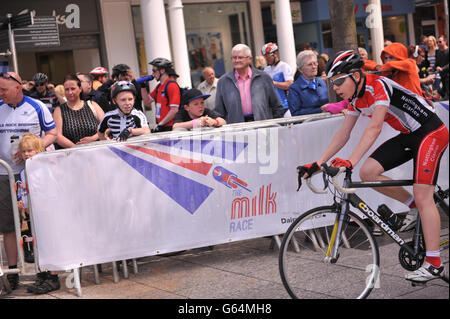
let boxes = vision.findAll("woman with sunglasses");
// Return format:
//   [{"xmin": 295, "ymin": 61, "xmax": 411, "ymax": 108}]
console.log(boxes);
[{"xmin": 299, "ymin": 50, "xmax": 448, "ymax": 284}]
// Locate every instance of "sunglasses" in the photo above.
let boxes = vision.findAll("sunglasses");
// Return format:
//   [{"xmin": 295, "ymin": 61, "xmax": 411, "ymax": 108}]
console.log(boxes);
[
  {"xmin": 329, "ymin": 73, "xmax": 354, "ymax": 87},
  {"xmin": 35, "ymin": 82, "xmax": 47, "ymax": 87},
  {"xmin": 0, "ymin": 72, "xmax": 22, "ymax": 86}
]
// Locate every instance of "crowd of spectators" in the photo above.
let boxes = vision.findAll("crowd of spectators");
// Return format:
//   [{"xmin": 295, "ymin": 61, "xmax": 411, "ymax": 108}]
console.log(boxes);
[{"xmin": 0, "ymin": 33, "xmax": 448, "ymax": 296}]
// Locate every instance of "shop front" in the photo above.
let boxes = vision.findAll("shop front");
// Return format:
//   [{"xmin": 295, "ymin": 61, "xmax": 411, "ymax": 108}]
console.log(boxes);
[
  {"xmin": 269, "ymin": 0, "xmax": 416, "ymax": 59},
  {"xmin": 132, "ymin": 1, "xmax": 252, "ymax": 88},
  {"xmin": 1, "ymin": 0, "xmax": 103, "ymax": 84}
]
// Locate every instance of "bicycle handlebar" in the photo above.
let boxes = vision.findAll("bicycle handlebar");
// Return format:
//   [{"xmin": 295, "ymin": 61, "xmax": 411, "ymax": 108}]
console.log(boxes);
[
  {"xmin": 305, "ymin": 172, "xmax": 328, "ymax": 194},
  {"xmin": 304, "ymin": 164, "xmax": 357, "ymax": 194}
]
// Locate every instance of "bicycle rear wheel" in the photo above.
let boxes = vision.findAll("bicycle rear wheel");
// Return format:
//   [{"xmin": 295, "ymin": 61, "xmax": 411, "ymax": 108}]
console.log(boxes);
[
  {"xmin": 435, "ymin": 188, "xmax": 449, "ymax": 282},
  {"xmin": 440, "ymin": 228, "xmax": 449, "ymax": 283},
  {"xmin": 435, "ymin": 187, "xmax": 449, "ymax": 217},
  {"xmin": 279, "ymin": 206, "xmax": 380, "ymax": 299}
]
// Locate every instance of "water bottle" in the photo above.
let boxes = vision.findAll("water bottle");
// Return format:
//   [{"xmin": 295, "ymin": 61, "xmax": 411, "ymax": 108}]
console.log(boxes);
[
  {"xmin": 136, "ymin": 75, "xmax": 154, "ymax": 84},
  {"xmin": 377, "ymin": 204, "xmax": 402, "ymax": 231},
  {"xmin": 10, "ymin": 135, "xmax": 20, "ymax": 160}
]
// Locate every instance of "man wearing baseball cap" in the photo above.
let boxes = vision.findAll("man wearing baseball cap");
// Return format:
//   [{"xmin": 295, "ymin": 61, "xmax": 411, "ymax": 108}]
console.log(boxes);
[{"xmin": 173, "ymin": 88, "xmax": 226, "ymax": 130}]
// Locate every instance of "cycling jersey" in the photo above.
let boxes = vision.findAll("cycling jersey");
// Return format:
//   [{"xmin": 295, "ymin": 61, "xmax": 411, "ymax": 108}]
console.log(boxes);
[
  {"xmin": 98, "ymin": 108, "xmax": 148, "ymax": 139},
  {"xmin": 264, "ymin": 61, "xmax": 293, "ymax": 110},
  {"xmin": 150, "ymin": 78, "xmax": 180, "ymax": 127},
  {"xmin": 348, "ymin": 74, "xmax": 435, "ymax": 134},
  {"xmin": 29, "ymin": 90, "xmax": 59, "ymax": 113},
  {"xmin": 0, "ymin": 95, "xmax": 55, "ymax": 175},
  {"xmin": 349, "ymin": 74, "xmax": 448, "ymax": 185}
]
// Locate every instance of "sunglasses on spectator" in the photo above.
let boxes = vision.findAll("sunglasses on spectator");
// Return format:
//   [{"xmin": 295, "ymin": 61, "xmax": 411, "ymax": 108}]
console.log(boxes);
[
  {"xmin": 0, "ymin": 72, "xmax": 22, "ymax": 85},
  {"xmin": 329, "ymin": 73, "xmax": 354, "ymax": 87}
]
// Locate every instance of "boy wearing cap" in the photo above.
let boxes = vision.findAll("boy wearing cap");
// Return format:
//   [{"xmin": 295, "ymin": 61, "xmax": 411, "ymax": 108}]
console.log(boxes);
[
  {"xmin": 98, "ymin": 81, "xmax": 150, "ymax": 141},
  {"xmin": 173, "ymin": 88, "xmax": 226, "ymax": 130}
]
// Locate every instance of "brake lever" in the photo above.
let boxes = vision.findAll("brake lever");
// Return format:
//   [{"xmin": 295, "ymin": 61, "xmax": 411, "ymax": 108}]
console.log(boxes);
[
  {"xmin": 322, "ymin": 171, "xmax": 329, "ymax": 190},
  {"xmin": 321, "ymin": 163, "xmax": 340, "ymax": 177},
  {"xmin": 296, "ymin": 166, "xmax": 305, "ymax": 191}
]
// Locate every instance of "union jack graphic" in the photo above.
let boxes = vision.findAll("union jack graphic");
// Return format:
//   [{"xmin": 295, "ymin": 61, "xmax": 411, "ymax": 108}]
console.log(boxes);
[{"xmin": 109, "ymin": 138, "xmax": 248, "ymax": 215}]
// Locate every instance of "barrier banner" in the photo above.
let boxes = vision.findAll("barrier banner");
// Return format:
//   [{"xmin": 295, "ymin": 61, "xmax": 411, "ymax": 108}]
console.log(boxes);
[{"xmin": 27, "ymin": 103, "xmax": 449, "ymax": 270}]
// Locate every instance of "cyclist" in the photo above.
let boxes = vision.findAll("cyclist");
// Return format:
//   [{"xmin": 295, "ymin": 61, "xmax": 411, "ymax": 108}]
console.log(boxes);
[
  {"xmin": 29, "ymin": 73, "xmax": 59, "ymax": 113},
  {"xmin": 90, "ymin": 66, "xmax": 109, "ymax": 90},
  {"xmin": 261, "ymin": 42, "xmax": 294, "ymax": 113},
  {"xmin": 148, "ymin": 57, "xmax": 181, "ymax": 132},
  {"xmin": 299, "ymin": 50, "xmax": 449, "ymax": 283}
]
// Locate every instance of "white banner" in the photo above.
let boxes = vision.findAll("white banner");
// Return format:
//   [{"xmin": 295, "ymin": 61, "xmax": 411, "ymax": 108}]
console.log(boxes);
[{"xmin": 27, "ymin": 103, "xmax": 449, "ymax": 270}]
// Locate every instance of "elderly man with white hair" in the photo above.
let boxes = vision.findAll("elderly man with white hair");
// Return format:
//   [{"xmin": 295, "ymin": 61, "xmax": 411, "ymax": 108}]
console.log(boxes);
[
  {"xmin": 358, "ymin": 47, "xmax": 380, "ymax": 72},
  {"xmin": 197, "ymin": 67, "xmax": 218, "ymax": 111},
  {"xmin": 287, "ymin": 50, "xmax": 329, "ymax": 116},
  {"xmin": 214, "ymin": 44, "xmax": 285, "ymax": 123}
]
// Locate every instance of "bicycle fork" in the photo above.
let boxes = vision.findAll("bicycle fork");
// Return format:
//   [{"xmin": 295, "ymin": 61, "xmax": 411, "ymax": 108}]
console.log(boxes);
[{"xmin": 325, "ymin": 199, "xmax": 350, "ymax": 263}]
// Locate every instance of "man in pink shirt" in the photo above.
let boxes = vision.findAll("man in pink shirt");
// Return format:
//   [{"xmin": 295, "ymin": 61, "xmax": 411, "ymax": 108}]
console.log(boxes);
[
  {"xmin": 214, "ymin": 44, "xmax": 285, "ymax": 123},
  {"xmin": 235, "ymin": 63, "xmax": 253, "ymax": 117}
]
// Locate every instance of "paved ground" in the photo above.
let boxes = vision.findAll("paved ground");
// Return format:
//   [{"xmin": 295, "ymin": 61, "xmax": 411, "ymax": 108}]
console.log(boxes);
[{"xmin": 1, "ymin": 232, "xmax": 448, "ymax": 301}]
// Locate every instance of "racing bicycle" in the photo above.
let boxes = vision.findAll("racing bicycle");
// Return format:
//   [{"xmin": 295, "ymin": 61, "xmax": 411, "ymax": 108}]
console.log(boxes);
[{"xmin": 278, "ymin": 164, "xmax": 449, "ymax": 299}]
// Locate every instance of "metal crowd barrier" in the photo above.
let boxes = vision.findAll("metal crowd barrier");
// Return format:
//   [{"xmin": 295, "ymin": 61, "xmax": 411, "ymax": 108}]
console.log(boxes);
[
  {"xmin": 3, "ymin": 102, "xmax": 448, "ymax": 296},
  {"xmin": 0, "ymin": 158, "xmax": 139, "ymax": 297},
  {"xmin": 20, "ymin": 112, "xmax": 343, "ymax": 297},
  {"xmin": 0, "ymin": 159, "xmax": 27, "ymax": 295}
]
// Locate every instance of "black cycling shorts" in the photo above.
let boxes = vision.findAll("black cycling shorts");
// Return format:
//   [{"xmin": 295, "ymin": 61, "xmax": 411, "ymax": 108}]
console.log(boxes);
[{"xmin": 370, "ymin": 116, "xmax": 449, "ymax": 185}]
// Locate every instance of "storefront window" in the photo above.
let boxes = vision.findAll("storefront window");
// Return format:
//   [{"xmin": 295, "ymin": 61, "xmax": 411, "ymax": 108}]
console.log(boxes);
[
  {"xmin": 132, "ymin": 2, "xmax": 251, "ymax": 87},
  {"xmin": 131, "ymin": 5, "xmax": 148, "ymax": 77},
  {"xmin": 383, "ymin": 15, "xmax": 408, "ymax": 44},
  {"xmin": 183, "ymin": 2, "xmax": 252, "ymax": 87},
  {"xmin": 321, "ymin": 15, "xmax": 408, "ymax": 60}
]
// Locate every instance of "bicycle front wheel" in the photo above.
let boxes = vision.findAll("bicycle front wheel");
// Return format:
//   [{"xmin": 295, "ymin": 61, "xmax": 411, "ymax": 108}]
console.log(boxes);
[{"xmin": 279, "ymin": 206, "xmax": 380, "ymax": 299}]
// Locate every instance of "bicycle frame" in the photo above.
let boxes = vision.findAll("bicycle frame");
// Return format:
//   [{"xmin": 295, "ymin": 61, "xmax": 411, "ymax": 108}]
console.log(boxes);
[{"xmin": 327, "ymin": 169, "xmax": 437, "ymax": 262}]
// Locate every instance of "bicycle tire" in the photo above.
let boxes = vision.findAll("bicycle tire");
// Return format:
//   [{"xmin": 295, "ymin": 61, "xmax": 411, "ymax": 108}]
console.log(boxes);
[
  {"xmin": 439, "ymin": 227, "xmax": 449, "ymax": 284},
  {"xmin": 435, "ymin": 188, "xmax": 449, "ymax": 283},
  {"xmin": 279, "ymin": 206, "xmax": 380, "ymax": 299}
]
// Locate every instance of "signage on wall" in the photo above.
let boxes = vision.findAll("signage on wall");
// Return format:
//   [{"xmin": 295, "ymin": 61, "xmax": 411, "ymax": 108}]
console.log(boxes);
[
  {"xmin": 16, "ymin": 4, "xmax": 79, "ymax": 31},
  {"xmin": 271, "ymin": 2, "xmax": 302, "ymax": 25},
  {"xmin": 13, "ymin": 16, "xmax": 60, "ymax": 49},
  {"xmin": 1, "ymin": 1, "xmax": 99, "ymax": 36}
]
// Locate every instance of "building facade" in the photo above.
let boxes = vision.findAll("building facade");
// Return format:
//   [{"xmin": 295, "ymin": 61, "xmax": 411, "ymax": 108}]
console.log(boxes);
[{"xmin": 1, "ymin": 0, "xmax": 447, "ymax": 88}]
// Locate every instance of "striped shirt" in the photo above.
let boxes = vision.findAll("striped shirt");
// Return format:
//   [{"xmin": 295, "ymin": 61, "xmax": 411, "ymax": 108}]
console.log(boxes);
[{"xmin": 98, "ymin": 108, "xmax": 148, "ymax": 138}]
